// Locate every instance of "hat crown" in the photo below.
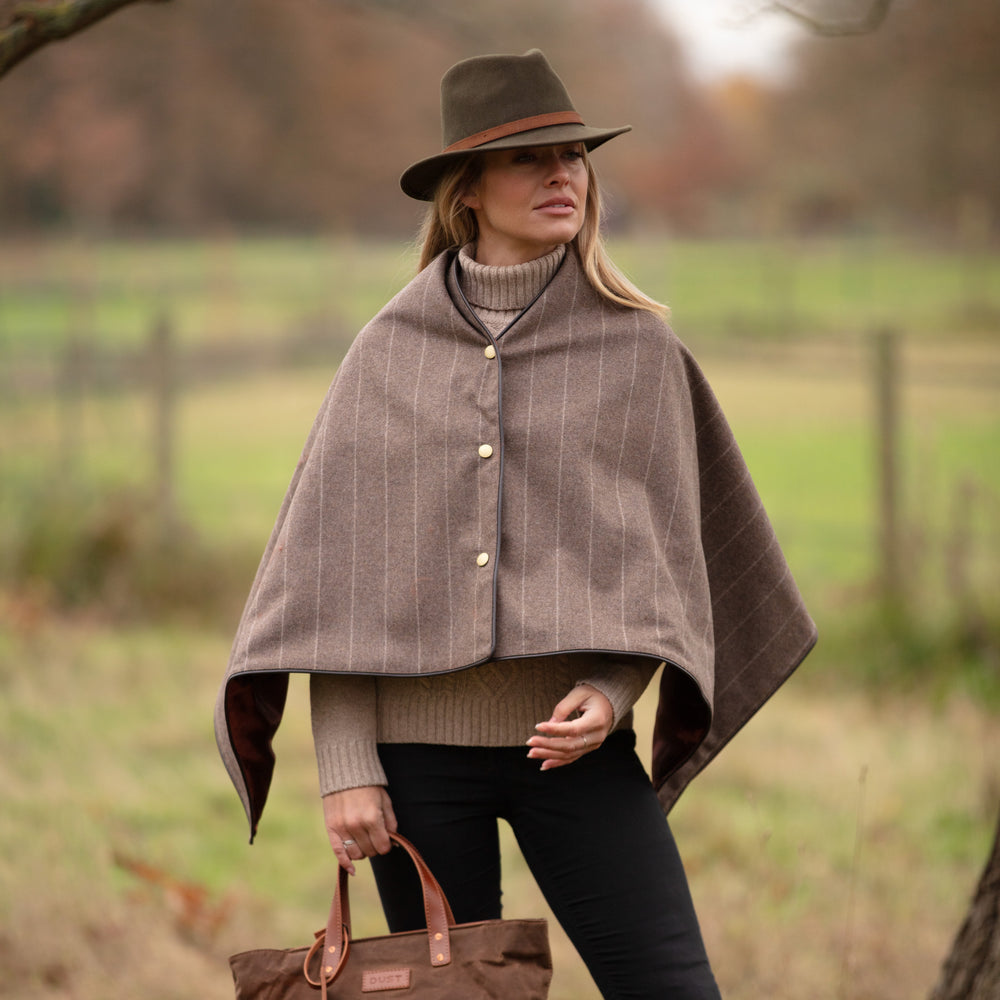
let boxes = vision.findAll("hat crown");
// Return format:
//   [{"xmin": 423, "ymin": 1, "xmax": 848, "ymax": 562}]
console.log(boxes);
[
  {"xmin": 399, "ymin": 48, "xmax": 629, "ymax": 201},
  {"xmin": 440, "ymin": 49, "xmax": 577, "ymax": 149}
]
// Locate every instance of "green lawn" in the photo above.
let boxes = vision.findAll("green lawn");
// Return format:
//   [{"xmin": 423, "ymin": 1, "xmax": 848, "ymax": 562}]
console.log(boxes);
[
  {"xmin": 5, "ymin": 334, "xmax": 995, "ymax": 614},
  {"xmin": 2, "ymin": 234, "xmax": 998, "ymax": 355}
]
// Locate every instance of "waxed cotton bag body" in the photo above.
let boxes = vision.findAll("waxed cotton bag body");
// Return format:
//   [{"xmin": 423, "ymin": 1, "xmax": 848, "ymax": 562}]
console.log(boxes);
[{"xmin": 228, "ymin": 833, "xmax": 552, "ymax": 999}]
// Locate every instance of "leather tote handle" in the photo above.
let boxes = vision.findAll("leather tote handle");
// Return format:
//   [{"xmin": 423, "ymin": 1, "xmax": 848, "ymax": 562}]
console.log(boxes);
[{"xmin": 305, "ymin": 832, "xmax": 457, "ymax": 989}]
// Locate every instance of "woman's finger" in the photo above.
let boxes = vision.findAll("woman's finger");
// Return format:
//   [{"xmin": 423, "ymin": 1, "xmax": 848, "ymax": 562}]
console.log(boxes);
[
  {"xmin": 331, "ymin": 837, "xmax": 358, "ymax": 875},
  {"xmin": 528, "ymin": 684, "xmax": 615, "ymax": 769},
  {"xmin": 528, "ymin": 732, "xmax": 591, "ymax": 755},
  {"xmin": 526, "ymin": 730, "xmax": 597, "ymax": 769},
  {"xmin": 535, "ymin": 685, "xmax": 613, "ymax": 736},
  {"xmin": 322, "ymin": 786, "xmax": 396, "ymax": 872},
  {"xmin": 378, "ymin": 787, "xmax": 399, "ymax": 838}
]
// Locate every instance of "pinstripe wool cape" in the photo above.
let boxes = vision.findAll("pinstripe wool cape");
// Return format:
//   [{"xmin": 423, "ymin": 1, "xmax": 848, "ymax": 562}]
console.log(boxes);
[{"xmin": 215, "ymin": 247, "xmax": 816, "ymax": 839}]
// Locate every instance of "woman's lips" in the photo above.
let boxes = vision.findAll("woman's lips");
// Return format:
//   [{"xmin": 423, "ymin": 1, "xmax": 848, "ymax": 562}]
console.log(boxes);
[{"xmin": 534, "ymin": 199, "xmax": 577, "ymax": 215}]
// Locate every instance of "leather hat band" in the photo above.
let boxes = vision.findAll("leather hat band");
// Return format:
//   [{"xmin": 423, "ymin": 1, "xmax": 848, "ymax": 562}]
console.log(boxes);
[{"xmin": 443, "ymin": 111, "xmax": 585, "ymax": 153}]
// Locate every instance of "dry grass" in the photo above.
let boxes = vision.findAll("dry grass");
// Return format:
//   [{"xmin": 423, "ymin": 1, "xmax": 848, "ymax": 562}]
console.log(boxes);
[
  {"xmin": 0, "ymin": 618, "xmax": 994, "ymax": 999},
  {"xmin": 496, "ymin": 674, "xmax": 998, "ymax": 1000}
]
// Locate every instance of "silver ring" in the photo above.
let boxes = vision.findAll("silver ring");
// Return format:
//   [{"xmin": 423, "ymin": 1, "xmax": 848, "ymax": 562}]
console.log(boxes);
[
  {"xmin": 342, "ymin": 839, "xmax": 356, "ymax": 847},
  {"xmin": 581, "ymin": 735, "xmax": 589, "ymax": 749}
]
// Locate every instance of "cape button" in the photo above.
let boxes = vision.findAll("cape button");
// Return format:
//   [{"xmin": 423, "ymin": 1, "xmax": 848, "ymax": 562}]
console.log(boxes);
[
  {"xmin": 484, "ymin": 344, "xmax": 497, "ymax": 360},
  {"xmin": 478, "ymin": 444, "xmax": 494, "ymax": 459},
  {"xmin": 476, "ymin": 552, "xmax": 490, "ymax": 567}
]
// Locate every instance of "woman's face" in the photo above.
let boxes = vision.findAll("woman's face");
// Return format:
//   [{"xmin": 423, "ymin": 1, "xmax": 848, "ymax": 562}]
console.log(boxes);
[{"xmin": 462, "ymin": 143, "xmax": 588, "ymax": 266}]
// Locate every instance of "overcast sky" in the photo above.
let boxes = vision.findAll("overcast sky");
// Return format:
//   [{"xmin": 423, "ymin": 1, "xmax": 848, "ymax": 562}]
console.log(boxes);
[{"xmin": 650, "ymin": 0, "xmax": 804, "ymax": 81}]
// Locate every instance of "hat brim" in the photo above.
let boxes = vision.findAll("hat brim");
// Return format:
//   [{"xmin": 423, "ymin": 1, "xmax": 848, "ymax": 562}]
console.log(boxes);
[{"xmin": 399, "ymin": 122, "xmax": 631, "ymax": 201}]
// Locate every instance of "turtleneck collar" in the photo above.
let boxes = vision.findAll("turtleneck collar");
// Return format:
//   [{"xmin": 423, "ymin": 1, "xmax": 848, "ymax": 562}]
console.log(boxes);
[{"xmin": 457, "ymin": 243, "xmax": 566, "ymax": 323}]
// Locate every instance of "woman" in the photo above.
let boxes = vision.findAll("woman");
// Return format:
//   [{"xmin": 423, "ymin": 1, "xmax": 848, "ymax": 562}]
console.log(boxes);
[{"xmin": 216, "ymin": 50, "xmax": 816, "ymax": 999}]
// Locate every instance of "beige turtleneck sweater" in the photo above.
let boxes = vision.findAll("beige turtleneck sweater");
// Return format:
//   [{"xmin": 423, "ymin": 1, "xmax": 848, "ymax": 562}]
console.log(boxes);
[
  {"xmin": 455, "ymin": 242, "xmax": 564, "ymax": 333},
  {"xmin": 310, "ymin": 243, "xmax": 659, "ymax": 796}
]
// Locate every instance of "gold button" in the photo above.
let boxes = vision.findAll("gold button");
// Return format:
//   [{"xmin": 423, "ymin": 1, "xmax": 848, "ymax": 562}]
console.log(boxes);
[
  {"xmin": 484, "ymin": 344, "xmax": 496, "ymax": 359},
  {"xmin": 478, "ymin": 444, "xmax": 494, "ymax": 459},
  {"xmin": 476, "ymin": 552, "xmax": 490, "ymax": 567}
]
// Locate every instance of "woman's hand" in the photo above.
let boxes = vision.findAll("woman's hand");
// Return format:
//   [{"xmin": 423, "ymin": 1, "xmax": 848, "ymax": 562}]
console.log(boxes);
[
  {"xmin": 322, "ymin": 786, "xmax": 398, "ymax": 875},
  {"xmin": 526, "ymin": 683, "xmax": 614, "ymax": 771}
]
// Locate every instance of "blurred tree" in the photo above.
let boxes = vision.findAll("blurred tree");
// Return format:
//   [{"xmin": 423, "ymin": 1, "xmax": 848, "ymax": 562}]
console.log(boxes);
[
  {"xmin": 0, "ymin": 0, "xmax": 164, "ymax": 78},
  {"xmin": 0, "ymin": 0, "xmax": 738, "ymax": 234},
  {"xmin": 761, "ymin": 0, "xmax": 1000, "ymax": 236},
  {"xmin": 930, "ymin": 807, "xmax": 1000, "ymax": 1000}
]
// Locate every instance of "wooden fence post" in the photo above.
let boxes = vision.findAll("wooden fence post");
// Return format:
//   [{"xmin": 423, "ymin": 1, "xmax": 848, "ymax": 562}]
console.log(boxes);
[
  {"xmin": 149, "ymin": 311, "xmax": 176, "ymax": 536},
  {"xmin": 874, "ymin": 327, "xmax": 902, "ymax": 609},
  {"xmin": 58, "ymin": 261, "xmax": 95, "ymax": 479},
  {"xmin": 57, "ymin": 335, "xmax": 86, "ymax": 479}
]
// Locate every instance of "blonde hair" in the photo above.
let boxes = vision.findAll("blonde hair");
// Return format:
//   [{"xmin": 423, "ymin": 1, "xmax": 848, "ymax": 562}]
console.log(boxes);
[{"xmin": 416, "ymin": 152, "xmax": 667, "ymax": 318}]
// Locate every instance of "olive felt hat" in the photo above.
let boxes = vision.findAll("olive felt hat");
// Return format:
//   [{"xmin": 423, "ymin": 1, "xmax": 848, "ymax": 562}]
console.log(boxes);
[{"xmin": 399, "ymin": 48, "xmax": 631, "ymax": 201}]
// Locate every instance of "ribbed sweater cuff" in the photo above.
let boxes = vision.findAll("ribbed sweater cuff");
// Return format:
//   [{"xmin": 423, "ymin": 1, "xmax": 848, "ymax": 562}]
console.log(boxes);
[
  {"xmin": 315, "ymin": 739, "xmax": 387, "ymax": 797},
  {"xmin": 578, "ymin": 659, "xmax": 659, "ymax": 728}
]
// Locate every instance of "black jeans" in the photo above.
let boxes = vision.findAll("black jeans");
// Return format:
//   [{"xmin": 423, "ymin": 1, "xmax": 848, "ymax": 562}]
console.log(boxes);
[{"xmin": 371, "ymin": 730, "xmax": 721, "ymax": 1000}]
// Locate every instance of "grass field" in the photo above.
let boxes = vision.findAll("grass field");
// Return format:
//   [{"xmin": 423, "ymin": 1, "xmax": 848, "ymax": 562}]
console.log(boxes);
[
  {"xmin": 4, "ymin": 236, "xmax": 997, "ymax": 601},
  {"xmin": 1, "ymin": 234, "xmax": 998, "ymax": 997},
  {"xmin": 2, "ymin": 233, "xmax": 999, "ymax": 355},
  {"xmin": 0, "ymin": 621, "xmax": 995, "ymax": 999}
]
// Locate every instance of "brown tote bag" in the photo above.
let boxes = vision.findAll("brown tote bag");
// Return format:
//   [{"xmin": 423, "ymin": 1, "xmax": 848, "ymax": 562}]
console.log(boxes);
[{"xmin": 229, "ymin": 832, "xmax": 552, "ymax": 998}]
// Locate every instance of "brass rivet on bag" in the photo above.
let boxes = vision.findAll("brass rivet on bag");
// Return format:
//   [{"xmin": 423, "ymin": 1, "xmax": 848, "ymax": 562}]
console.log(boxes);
[
  {"xmin": 434, "ymin": 932, "xmax": 443, "ymax": 940},
  {"xmin": 436, "ymin": 953, "xmax": 444, "ymax": 962}
]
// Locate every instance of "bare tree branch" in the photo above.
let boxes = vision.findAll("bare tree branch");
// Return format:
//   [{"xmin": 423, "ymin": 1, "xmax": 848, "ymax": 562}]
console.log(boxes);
[
  {"xmin": 760, "ymin": 0, "xmax": 893, "ymax": 36},
  {"xmin": 0, "ymin": 0, "xmax": 167, "ymax": 79}
]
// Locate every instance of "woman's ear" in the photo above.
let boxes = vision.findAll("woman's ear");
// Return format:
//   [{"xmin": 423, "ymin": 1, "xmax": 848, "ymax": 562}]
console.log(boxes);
[{"xmin": 460, "ymin": 187, "xmax": 481, "ymax": 212}]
